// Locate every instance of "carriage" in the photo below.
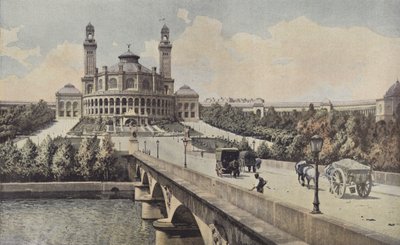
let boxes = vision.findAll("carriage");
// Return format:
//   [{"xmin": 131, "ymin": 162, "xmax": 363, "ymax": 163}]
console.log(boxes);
[
  {"xmin": 238, "ymin": 151, "xmax": 258, "ymax": 172},
  {"xmin": 215, "ymin": 148, "xmax": 240, "ymax": 178},
  {"xmin": 325, "ymin": 159, "xmax": 372, "ymax": 198}
]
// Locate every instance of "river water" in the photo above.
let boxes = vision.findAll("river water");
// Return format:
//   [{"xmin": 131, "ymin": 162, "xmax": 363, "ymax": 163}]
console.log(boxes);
[{"xmin": 0, "ymin": 198, "xmax": 155, "ymax": 245}]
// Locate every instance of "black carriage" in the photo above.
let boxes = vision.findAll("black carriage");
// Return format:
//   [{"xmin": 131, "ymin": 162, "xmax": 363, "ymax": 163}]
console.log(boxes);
[
  {"xmin": 215, "ymin": 148, "xmax": 240, "ymax": 178},
  {"xmin": 325, "ymin": 159, "xmax": 372, "ymax": 198},
  {"xmin": 238, "ymin": 151, "xmax": 258, "ymax": 172}
]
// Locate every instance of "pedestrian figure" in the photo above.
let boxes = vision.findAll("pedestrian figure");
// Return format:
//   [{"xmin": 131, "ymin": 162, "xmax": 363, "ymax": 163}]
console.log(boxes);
[{"xmin": 249, "ymin": 173, "xmax": 267, "ymax": 193}]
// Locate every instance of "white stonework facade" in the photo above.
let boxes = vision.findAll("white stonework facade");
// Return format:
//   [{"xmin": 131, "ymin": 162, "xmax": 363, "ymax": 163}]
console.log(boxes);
[
  {"xmin": 56, "ymin": 84, "xmax": 82, "ymax": 118},
  {"xmin": 54, "ymin": 23, "xmax": 199, "ymax": 126},
  {"xmin": 175, "ymin": 85, "xmax": 200, "ymax": 121},
  {"xmin": 376, "ymin": 80, "xmax": 400, "ymax": 122}
]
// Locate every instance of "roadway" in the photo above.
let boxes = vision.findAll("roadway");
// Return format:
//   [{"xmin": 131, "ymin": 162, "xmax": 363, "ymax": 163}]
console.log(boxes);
[
  {"xmin": 112, "ymin": 135, "xmax": 400, "ymax": 240},
  {"xmin": 16, "ymin": 119, "xmax": 79, "ymax": 148}
]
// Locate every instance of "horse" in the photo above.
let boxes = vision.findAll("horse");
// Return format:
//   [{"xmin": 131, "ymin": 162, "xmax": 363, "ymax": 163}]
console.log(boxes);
[
  {"xmin": 229, "ymin": 159, "xmax": 240, "ymax": 178},
  {"xmin": 295, "ymin": 161, "xmax": 316, "ymax": 189}
]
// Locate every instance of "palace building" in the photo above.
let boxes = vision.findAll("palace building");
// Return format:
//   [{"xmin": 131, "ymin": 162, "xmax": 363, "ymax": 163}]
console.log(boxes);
[{"xmin": 55, "ymin": 23, "xmax": 199, "ymax": 126}]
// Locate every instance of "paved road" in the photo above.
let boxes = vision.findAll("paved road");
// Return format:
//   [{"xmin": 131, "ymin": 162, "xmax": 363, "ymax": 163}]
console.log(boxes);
[
  {"xmin": 110, "ymin": 135, "xmax": 400, "ymax": 240},
  {"xmin": 183, "ymin": 120, "xmax": 273, "ymax": 148},
  {"xmin": 16, "ymin": 119, "xmax": 79, "ymax": 148}
]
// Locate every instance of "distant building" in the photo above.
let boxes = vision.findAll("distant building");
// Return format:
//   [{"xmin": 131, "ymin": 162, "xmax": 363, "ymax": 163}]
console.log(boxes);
[
  {"xmin": 202, "ymin": 97, "xmax": 377, "ymax": 118},
  {"xmin": 175, "ymin": 85, "xmax": 199, "ymax": 121},
  {"xmin": 55, "ymin": 83, "xmax": 82, "ymax": 118},
  {"xmin": 54, "ymin": 23, "xmax": 199, "ymax": 126},
  {"xmin": 376, "ymin": 80, "xmax": 400, "ymax": 122}
]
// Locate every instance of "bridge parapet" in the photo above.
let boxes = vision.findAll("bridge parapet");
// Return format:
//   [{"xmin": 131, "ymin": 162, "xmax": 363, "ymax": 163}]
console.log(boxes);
[{"xmin": 132, "ymin": 151, "xmax": 400, "ymax": 245}]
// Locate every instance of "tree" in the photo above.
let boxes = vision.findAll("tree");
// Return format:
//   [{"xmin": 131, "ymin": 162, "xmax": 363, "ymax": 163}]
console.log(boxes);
[
  {"xmin": 52, "ymin": 140, "xmax": 75, "ymax": 181},
  {"xmin": 256, "ymin": 142, "xmax": 270, "ymax": 159},
  {"xmin": 238, "ymin": 137, "xmax": 252, "ymax": 151},
  {"xmin": 0, "ymin": 140, "xmax": 22, "ymax": 181},
  {"xmin": 75, "ymin": 136, "xmax": 98, "ymax": 180},
  {"xmin": 20, "ymin": 138, "xmax": 38, "ymax": 180},
  {"xmin": 35, "ymin": 135, "xmax": 55, "ymax": 180},
  {"xmin": 94, "ymin": 134, "xmax": 114, "ymax": 180}
]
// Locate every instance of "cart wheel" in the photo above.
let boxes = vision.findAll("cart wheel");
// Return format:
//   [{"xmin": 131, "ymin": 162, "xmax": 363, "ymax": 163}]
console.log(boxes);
[
  {"xmin": 331, "ymin": 168, "xmax": 346, "ymax": 198},
  {"xmin": 356, "ymin": 175, "xmax": 372, "ymax": 198}
]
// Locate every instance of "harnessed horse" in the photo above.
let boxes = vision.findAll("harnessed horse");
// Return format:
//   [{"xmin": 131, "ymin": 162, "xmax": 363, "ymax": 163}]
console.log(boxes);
[{"xmin": 295, "ymin": 161, "xmax": 316, "ymax": 189}]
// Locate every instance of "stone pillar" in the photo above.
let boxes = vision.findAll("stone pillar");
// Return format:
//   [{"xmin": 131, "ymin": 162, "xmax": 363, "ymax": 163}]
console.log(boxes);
[
  {"xmin": 142, "ymin": 202, "xmax": 164, "ymax": 220},
  {"xmin": 153, "ymin": 220, "xmax": 204, "ymax": 245},
  {"xmin": 114, "ymin": 97, "xmax": 116, "ymax": 116},
  {"xmin": 129, "ymin": 134, "xmax": 139, "ymax": 155},
  {"xmin": 134, "ymin": 185, "xmax": 149, "ymax": 201},
  {"xmin": 64, "ymin": 102, "xmax": 67, "ymax": 117}
]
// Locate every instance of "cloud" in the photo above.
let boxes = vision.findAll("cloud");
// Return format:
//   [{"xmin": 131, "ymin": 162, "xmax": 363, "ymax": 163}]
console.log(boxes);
[
  {"xmin": 0, "ymin": 41, "xmax": 83, "ymax": 101},
  {"xmin": 141, "ymin": 16, "xmax": 400, "ymax": 102},
  {"xmin": 177, "ymin": 8, "xmax": 191, "ymax": 24},
  {"xmin": 0, "ymin": 26, "xmax": 41, "ymax": 68}
]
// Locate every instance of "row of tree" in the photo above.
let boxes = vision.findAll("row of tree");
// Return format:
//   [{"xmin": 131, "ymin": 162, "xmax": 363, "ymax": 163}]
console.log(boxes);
[
  {"xmin": 0, "ymin": 134, "xmax": 116, "ymax": 182},
  {"xmin": 201, "ymin": 103, "xmax": 400, "ymax": 172},
  {"xmin": 0, "ymin": 100, "xmax": 55, "ymax": 143}
]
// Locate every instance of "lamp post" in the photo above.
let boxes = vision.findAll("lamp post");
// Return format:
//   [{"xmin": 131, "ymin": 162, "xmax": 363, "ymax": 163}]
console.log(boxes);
[
  {"xmin": 144, "ymin": 140, "xmax": 147, "ymax": 153},
  {"xmin": 156, "ymin": 140, "xmax": 159, "ymax": 159},
  {"xmin": 252, "ymin": 140, "xmax": 256, "ymax": 151},
  {"xmin": 310, "ymin": 135, "xmax": 323, "ymax": 214},
  {"xmin": 183, "ymin": 137, "xmax": 189, "ymax": 168}
]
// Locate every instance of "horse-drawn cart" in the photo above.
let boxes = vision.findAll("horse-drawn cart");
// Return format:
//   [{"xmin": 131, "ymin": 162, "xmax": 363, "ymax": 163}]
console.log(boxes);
[
  {"xmin": 325, "ymin": 159, "xmax": 372, "ymax": 198},
  {"xmin": 215, "ymin": 148, "xmax": 240, "ymax": 178}
]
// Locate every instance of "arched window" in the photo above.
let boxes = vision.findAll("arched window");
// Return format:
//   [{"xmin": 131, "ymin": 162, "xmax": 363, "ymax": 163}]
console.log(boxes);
[
  {"xmin": 142, "ymin": 79, "xmax": 150, "ymax": 90},
  {"xmin": 87, "ymin": 84, "xmax": 93, "ymax": 94},
  {"xmin": 98, "ymin": 79, "xmax": 103, "ymax": 90},
  {"xmin": 126, "ymin": 78, "xmax": 135, "ymax": 89},
  {"xmin": 108, "ymin": 78, "xmax": 117, "ymax": 89}
]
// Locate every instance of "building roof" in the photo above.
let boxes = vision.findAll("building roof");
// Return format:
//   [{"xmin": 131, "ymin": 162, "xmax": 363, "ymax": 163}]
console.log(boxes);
[
  {"xmin": 56, "ymin": 83, "xmax": 81, "ymax": 95},
  {"xmin": 109, "ymin": 62, "xmax": 152, "ymax": 73},
  {"xmin": 107, "ymin": 49, "xmax": 153, "ymax": 73},
  {"xmin": 175, "ymin": 85, "xmax": 199, "ymax": 98},
  {"xmin": 118, "ymin": 50, "xmax": 140, "ymax": 60},
  {"xmin": 161, "ymin": 24, "xmax": 169, "ymax": 32},
  {"xmin": 384, "ymin": 80, "xmax": 400, "ymax": 98}
]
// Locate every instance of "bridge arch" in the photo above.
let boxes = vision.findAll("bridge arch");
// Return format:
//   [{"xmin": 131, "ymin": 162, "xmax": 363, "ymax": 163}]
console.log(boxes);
[
  {"xmin": 142, "ymin": 172, "xmax": 149, "ymax": 185},
  {"xmin": 169, "ymin": 205, "xmax": 205, "ymax": 244},
  {"xmin": 151, "ymin": 183, "xmax": 168, "ymax": 218}
]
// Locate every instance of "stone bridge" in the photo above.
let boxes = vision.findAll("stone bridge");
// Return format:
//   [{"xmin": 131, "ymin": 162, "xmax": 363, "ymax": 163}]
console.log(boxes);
[{"xmin": 127, "ymin": 140, "xmax": 398, "ymax": 245}]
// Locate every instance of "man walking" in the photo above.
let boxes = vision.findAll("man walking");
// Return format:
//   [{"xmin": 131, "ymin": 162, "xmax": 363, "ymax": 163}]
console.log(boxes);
[{"xmin": 249, "ymin": 173, "xmax": 267, "ymax": 193}]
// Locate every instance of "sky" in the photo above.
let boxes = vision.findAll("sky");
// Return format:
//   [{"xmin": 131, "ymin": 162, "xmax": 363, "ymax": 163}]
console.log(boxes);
[{"xmin": 1, "ymin": 0, "xmax": 400, "ymax": 102}]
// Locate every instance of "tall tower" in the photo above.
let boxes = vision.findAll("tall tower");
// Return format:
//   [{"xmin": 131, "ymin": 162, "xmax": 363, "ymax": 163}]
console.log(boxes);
[
  {"xmin": 84, "ymin": 22, "xmax": 97, "ymax": 77},
  {"xmin": 158, "ymin": 24, "xmax": 172, "ymax": 79}
]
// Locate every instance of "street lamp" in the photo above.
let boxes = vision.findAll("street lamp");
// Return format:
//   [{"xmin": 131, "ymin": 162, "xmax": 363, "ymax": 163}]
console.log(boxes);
[
  {"xmin": 144, "ymin": 140, "xmax": 147, "ymax": 153},
  {"xmin": 183, "ymin": 137, "xmax": 189, "ymax": 168},
  {"xmin": 252, "ymin": 140, "xmax": 256, "ymax": 151},
  {"xmin": 156, "ymin": 140, "xmax": 159, "ymax": 158},
  {"xmin": 310, "ymin": 135, "xmax": 323, "ymax": 214}
]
